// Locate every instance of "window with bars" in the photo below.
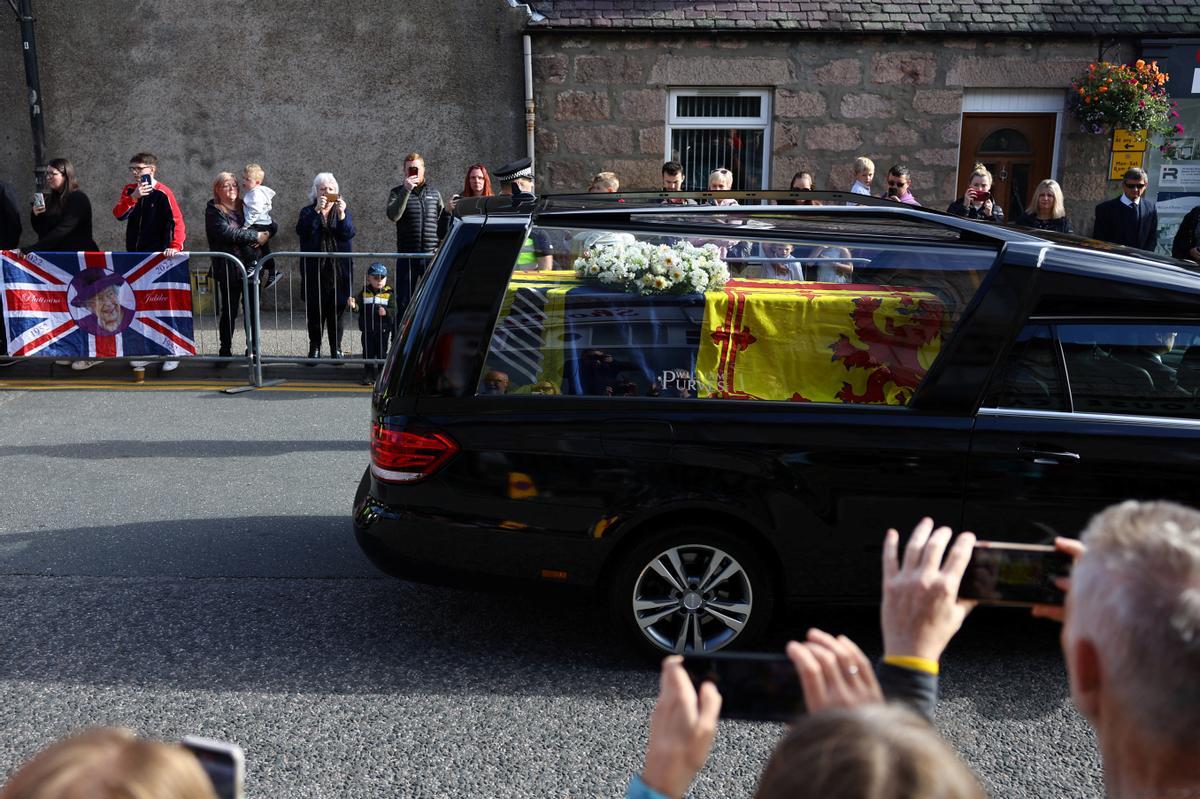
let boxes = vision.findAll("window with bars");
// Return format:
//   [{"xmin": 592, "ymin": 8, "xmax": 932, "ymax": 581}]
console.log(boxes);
[{"xmin": 666, "ymin": 89, "xmax": 771, "ymax": 192}]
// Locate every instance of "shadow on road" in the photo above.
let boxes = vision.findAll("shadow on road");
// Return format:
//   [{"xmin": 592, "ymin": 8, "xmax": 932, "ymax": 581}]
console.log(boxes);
[{"xmin": 0, "ymin": 440, "xmax": 365, "ymax": 460}]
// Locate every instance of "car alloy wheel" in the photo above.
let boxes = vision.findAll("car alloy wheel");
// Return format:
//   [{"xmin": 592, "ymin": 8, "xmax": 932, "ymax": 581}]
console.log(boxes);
[{"xmin": 630, "ymin": 542, "xmax": 758, "ymax": 654}]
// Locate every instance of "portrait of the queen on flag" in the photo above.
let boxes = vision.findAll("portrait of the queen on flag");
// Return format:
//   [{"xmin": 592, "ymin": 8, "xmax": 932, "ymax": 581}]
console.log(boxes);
[{"xmin": 0, "ymin": 250, "xmax": 196, "ymax": 358}]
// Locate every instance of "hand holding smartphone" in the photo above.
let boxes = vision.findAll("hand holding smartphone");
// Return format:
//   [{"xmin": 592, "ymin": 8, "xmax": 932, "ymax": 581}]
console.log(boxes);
[
  {"xmin": 683, "ymin": 652, "xmax": 804, "ymax": 722},
  {"xmin": 957, "ymin": 541, "xmax": 1073, "ymax": 606}
]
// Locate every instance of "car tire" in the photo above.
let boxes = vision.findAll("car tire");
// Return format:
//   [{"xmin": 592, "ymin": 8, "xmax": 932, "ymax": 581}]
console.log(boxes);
[{"xmin": 608, "ymin": 525, "xmax": 776, "ymax": 658}]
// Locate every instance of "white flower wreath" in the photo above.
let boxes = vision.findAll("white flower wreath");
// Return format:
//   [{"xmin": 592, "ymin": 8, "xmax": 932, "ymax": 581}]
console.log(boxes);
[{"xmin": 573, "ymin": 240, "xmax": 730, "ymax": 295}]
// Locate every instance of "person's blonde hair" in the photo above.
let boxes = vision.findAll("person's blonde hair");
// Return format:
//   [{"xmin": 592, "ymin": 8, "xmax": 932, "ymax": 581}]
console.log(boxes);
[
  {"xmin": 211, "ymin": 171, "xmax": 239, "ymax": 207},
  {"xmin": 754, "ymin": 705, "xmax": 986, "ymax": 799},
  {"xmin": 242, "ymin": 163, "xmax": 264, "ymax": 182},
  {"xmin": 1025, "ymin": 178, "xmax": 1066, "ymax": 219},
  {"xmin": 708, "ymin": 168, "xmax": 733, "ymax": 187},
  {"xmin": 589, "ymin": 171, "xmax": 620, "ymax": 191},
  {"xmin": 853, "ymin": 156, "xmax": 875, "ymax": 174},
  {"xmin": 0, "ymin": 728, "xmax": 217, "ymax": 799},
  {"xmin": 968, "ymin": 162, "xmax": 993, "ymax": 187},
  {"xmin": 404, "ymin": 152, "xmax": 424, "ymax": 165}
]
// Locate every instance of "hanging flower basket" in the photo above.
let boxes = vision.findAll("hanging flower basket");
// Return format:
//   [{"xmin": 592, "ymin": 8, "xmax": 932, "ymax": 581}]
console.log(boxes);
[
  {"xmin": 1068, "ymin": 59, "xmax": 1184, "ymax": 153},
  {"xmin": 574, "ymin": 240, "xmax": 730, "ymax": 295}
]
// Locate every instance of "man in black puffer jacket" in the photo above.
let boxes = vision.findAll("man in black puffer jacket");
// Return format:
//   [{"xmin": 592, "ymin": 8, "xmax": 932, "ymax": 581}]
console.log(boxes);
[{"xmin": 385, "ymin": 152, "xmax": 444, "ymax": 315}]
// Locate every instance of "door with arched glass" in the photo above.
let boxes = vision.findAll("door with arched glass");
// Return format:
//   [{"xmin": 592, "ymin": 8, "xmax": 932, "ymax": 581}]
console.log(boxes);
[{"xmin": 958, "ymin": 114, "xmax": 1056, "ymax": 219}]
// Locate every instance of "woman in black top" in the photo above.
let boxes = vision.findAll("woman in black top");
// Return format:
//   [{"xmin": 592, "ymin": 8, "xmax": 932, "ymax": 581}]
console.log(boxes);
[
  {"xmin": 946, "ymin": 163, "xmax": 1005, "ymax": 223},
  {"xmin": 1014, "ymin": 179, "xmax": 1074, "ymax": 234},
  {"xmin": 29, "ymin": 158, "xmax": 98, "ymax": 252}
]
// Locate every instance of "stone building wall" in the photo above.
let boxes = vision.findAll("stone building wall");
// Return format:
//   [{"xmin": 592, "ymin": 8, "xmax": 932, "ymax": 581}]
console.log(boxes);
[{"xmin": 532, "ymin": 33, "xmax": 1127, "ymax": 232}]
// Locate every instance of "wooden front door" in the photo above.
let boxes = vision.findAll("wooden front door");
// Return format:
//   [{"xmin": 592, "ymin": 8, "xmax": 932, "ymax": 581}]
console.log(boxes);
[{"xmin": 958, "ymin": 114, "xmax": 1057, "ymax": 218}]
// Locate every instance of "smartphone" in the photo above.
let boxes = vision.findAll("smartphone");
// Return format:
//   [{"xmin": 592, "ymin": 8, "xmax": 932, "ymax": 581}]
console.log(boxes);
[
  {"xmin": 682, "ymin": 652, "xmax": 804, "ymax": 722},
  {"xmin": 181, "ymin": 736, "xmax": 245, "ymax": 799},
  {"xmin": 957, "ymin": 541, "xmax": 1073, "ymax": 606},
  {"xmin": 32, "ymin": 192, "xmax": 45, "ymax": 209},
  {"xmin": 407, "ymin": 165, "xmax": 419, "ymax": 177},
  {"xmin": 974, "ymin": 190, "xmax": 992, "ymax": 202},
  {"xmin": 324, "ymin": 192, "xmax": 339, "ymax": 204},
  {"xmin": 140, "ymin": 173, "xmax": 152, "ymax": 186}
]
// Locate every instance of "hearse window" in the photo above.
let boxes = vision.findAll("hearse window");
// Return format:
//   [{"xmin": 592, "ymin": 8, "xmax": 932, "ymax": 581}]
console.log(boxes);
[
  {"xmin": 477, "ymin": 225, "xmax": 995, "ymax": 404},
  {"xmin": 1059, "ymin": 323, "xmax": 1200, "ymax": 419},
  {"xmin": 986, "ymin": 325, "xmax": 1067, "ymax": 411}
]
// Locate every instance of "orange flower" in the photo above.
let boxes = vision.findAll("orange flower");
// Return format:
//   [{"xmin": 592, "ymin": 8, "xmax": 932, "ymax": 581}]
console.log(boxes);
[
  {"xmin": 1098, "ymin": 85, "xmax": 1108, "ymax": 93},
  {"xmin": 1135, "ymin": 59, "xmax": 1146, "ymax": 70}
]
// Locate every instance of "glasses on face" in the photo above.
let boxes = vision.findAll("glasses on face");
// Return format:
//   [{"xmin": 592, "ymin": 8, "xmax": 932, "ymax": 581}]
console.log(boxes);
[
  {"xmin": 129, "ymin": 165, "xmax": 150, "ymax": 173},
  {"xmin": 886, "ymin": 180, "xmax": 907, "ymax": 188},
  {"xmin": 45, "ymin": 170, "xmax": 63, "ymax": 178},
  {"xmin": 793, "ymin": 186, "xmax": 812, "ymax": 192},
  {"xmin": 1124, "ymin": 182, "xmax": 1147, "ymax": 189}
]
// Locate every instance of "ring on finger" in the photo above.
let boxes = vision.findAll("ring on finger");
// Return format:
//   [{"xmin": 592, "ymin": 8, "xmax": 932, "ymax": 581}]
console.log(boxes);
[{"xmin": 847, "ymin": 665, "xmax": 859, "ymax": 676}]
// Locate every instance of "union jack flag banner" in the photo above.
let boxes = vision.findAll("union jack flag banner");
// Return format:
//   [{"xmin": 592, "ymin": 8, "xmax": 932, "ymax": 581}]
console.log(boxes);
[{"xmin": 0, "ymin": 250, "xmax": 196, "ymax": 358}]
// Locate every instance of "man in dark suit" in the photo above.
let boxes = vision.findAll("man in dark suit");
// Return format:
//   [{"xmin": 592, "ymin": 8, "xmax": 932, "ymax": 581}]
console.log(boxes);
[{"xmin": 1092, "ymin": 167, "xmax": 1158, "ymax": 251}]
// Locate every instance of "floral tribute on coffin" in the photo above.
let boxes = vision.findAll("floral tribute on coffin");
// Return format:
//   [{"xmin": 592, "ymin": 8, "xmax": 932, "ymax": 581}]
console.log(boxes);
[
  {"xmin": 1068, "ymin": 59, "xmax": 1184, "ymax": 156},
  {"xmin": 573, "ymin": 240, "xmax": 730, "ymax": 295}
]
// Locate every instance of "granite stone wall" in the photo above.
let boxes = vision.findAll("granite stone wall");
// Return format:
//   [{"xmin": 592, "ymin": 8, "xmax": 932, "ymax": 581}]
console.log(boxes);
[{"xmin": 532, "ymin": 33, "xmax": 1128, "ymax": 232}]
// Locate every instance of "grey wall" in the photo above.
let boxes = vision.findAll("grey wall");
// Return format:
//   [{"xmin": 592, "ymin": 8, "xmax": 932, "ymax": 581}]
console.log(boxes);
[{"xmin": 0, "ymin": 0, "xmax": 528, "ymax": 252}]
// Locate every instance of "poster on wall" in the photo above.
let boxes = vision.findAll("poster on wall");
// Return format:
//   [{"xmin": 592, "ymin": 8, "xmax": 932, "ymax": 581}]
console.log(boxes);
[{"xmin": 1142, "ymin": 38, "xmax": 1200, "ymax": 258}]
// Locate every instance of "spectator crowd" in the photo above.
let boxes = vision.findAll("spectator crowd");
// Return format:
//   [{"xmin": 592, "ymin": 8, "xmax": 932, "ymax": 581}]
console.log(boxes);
[
  {"xmin": 1, "ymin": 148, "xmax": 1198, "ymax": 378},
  {"xmin": 1, "ymin": 500, "xmax": 1197, "ymax": 798}
]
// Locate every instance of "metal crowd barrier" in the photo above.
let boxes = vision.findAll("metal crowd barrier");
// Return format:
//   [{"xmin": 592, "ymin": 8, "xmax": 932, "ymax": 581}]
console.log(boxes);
[
  {"xmin": 1, "ymin": 249, "xmax": 435, "ymax": 392},
  {"xmin": 250, "ymin": 251, "xmax": 434, "ymax": 380},
  {"xmin": 0, "ymin": 249, "xmax": 260, "ymax": 394}
]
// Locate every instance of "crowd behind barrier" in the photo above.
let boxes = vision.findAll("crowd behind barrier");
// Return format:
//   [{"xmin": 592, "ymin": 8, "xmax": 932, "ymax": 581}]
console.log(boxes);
[{"xmin": 3, "ymin": 149, "xmax": 1199, "ymax": 384}]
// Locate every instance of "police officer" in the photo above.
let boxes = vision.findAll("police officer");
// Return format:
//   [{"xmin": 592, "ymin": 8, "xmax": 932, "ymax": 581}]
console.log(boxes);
[{"xmin": 494, "ymin": 158, "xmax": 553, "ymax": 271}]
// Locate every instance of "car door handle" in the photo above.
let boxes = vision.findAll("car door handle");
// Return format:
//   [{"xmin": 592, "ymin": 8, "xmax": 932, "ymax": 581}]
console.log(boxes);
[{"xmin": 1018, "ymin": 447, "xmax": 1081, "ymax": 466}]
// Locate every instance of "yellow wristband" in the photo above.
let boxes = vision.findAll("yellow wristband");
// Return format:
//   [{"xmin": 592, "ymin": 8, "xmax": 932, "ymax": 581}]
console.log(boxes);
[{"xmin": 883, "ymin": 655, "xmax": 940, "ymax": 675}]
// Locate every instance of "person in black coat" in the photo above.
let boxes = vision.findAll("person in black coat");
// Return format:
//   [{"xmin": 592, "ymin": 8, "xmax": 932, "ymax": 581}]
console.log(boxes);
[
  {"xmin": 1014, "ymin": 178, "xmax": 1074, "ymax": 234},
  {"xmin": 946, "ymin": 163, "xmax": 1005, "ymax": 223},
  {"xmin": 1170, "ymin": 203, "xmax": 1200, "ymax": 265},
  {"xmin": 0, "ymin": 179, "xmax": 21, "ymax": 249},
  {"xmin": 297, "ymin": 172, "xmax": 356, "ymax": 358},
  {"xmin": 0, "ymin": 179, "xmax": 20, "ymax": 364},
  {"xmin": 205, "ymin": 171, "xmax": 273, "ymax": 359},
  {"xmin": 385, "ymin": 153, "xmax": 443, "ymax": 315},
  {"xmin": 28, "ymin": 158, "xmax": 99, "ymax": 252},
  {"xmin": 1092, "ymin": 167, "xmax": 1158, "ymax": 251}
]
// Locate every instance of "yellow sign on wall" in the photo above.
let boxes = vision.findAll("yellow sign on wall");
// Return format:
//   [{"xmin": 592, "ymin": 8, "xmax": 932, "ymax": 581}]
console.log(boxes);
[
  {"xmin": 1113, "ymin": 129, "xmax": 1149, "ymax": 152},
  {"xmin": 1110, "ymin": 150, "xmax": 1145, "ymax": 180}
]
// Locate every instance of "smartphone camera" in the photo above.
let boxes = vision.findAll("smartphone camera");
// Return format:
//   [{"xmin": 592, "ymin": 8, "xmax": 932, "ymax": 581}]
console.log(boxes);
[
  {"xmin": 33, "ymin": 192, "xmax": 45, "ymax": 209},
  {"xmin": 958, "ymin": 541, "xmax": 1073, "ymax": 606},
  {"xmin": 140, "ymin": 173, "xmax": 152, "ymax": 186},
  {"xmin": 407, "ymin": 166, "xmax": 419, "ymax": 177},
  {"xmin": 181, "ymin": 736, "xmax": 245, "ymax": 799},
  {"xmin": 683, "ymin": 652, "xmax": 804, "ymax": 722}
]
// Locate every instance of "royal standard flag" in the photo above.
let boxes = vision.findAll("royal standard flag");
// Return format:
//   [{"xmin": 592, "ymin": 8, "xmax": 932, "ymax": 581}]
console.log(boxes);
[{"xmin": 694, "ymin": 279, "xmax": 944, "ymax": 405}]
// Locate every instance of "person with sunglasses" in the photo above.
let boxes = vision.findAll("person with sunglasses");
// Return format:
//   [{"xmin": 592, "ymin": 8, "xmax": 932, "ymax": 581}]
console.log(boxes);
[
  {"xmin": 1092, "ymin": 167, "xmax": 1158, "ymax": 252},
  {"xmin": 881, "ymin": 165, "xmax": 920, "ymax": 206}
]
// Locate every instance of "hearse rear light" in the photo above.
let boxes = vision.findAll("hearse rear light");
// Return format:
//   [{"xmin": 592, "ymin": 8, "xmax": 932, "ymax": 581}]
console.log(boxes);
[{"xmin": 370, "ymin": 421, "xmax": 459, "ymax": 483}]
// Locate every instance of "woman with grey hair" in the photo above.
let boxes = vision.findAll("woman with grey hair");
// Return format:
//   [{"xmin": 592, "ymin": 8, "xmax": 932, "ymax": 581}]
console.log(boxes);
[
  {"xmin": 1015, "ymin": 179, "xmax": 1073, "ymax": 233},
  {"xmin": 296, "ymin": 172, "xmax": 355, "ymax": 359}
]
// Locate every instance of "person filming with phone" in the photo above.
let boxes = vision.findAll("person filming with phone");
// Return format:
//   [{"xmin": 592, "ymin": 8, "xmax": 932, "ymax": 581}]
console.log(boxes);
[
  {"xmin": 946, "ymin": 163, "xmax": 1004, "ymax": 223},
  {"xmin": 385, "ymin": 153, "xmax": 443, "ymax": 317},
  {"xmin": 297, "ymin": 172, "xmax": 355, "ymax": 360}
]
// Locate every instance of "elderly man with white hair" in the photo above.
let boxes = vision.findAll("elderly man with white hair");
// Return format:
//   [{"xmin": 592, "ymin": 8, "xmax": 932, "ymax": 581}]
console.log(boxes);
[{"xmin": 1038, "ymin": 500, "xmax": 1200, "ymax": 799}]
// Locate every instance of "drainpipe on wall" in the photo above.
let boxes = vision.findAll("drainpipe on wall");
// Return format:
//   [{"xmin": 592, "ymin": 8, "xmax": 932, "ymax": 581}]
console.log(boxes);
[
  {"xmin": 10, "ymin": 0, "xmax": 47, "ymax": 190},
  {"xmin": 523, "ymin": 34, "xmax": 535, "ymax": 170}
]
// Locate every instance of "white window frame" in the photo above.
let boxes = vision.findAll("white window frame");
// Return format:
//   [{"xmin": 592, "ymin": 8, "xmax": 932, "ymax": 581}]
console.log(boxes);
[{"xmin": 665, "ymin": 88, "xmax": 773, "ymax": 190}]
